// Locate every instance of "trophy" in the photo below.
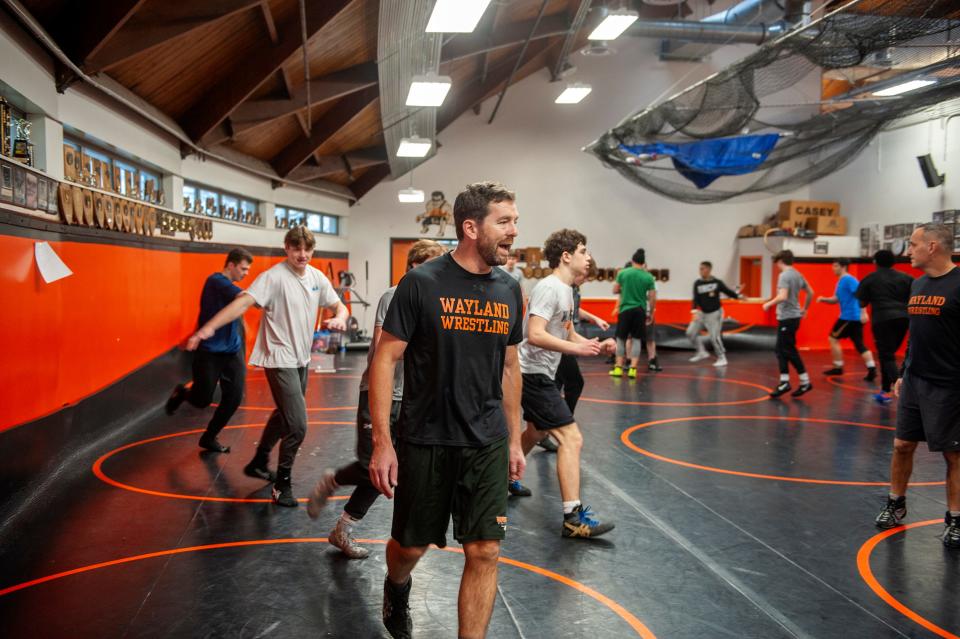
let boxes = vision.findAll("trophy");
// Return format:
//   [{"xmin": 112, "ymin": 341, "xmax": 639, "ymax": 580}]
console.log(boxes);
[
  {"xmin": 12, "ymin": 118, "xmax": 31, "ymax": 165},
  {"xmin": 0, "ymin": 97, "xmax": 10, "ymax": 158}
]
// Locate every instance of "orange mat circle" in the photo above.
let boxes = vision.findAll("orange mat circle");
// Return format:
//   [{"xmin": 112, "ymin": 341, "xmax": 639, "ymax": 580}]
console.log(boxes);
[
  {"xmin": 621, "ymin": 415, "xmax": 944, "ymax": 487},
  {"xmin": 93, "ymin": 422, "xmax": 354, "ymax": 503},
  {"xmin": 0, "ymin": 538, "xmax": 656, "ymax": 638},
  {"xmin": 580, "ymin": 372, "xmax": 772, "ymax": 407},
  {"xmin": 857, "ymin": 520, "xmax": 958, "ymax": 639}
]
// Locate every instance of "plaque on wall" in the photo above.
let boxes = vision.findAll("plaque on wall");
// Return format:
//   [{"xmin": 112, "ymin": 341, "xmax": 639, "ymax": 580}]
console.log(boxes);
[
  {"xmin": 59, "ymin": 183, "xmax": 74, "ymax": 224},
  {"xmin": 37, "ymin": 176, "xmax": 48, "ymax": 211},
  {"xmin": 1, "ymin": 162, "xmax": 12, "ymax": 203},
  {"xmin": 94, "ymin": 191, "xmax": 105, "ymax": 227},
  {"xmin": 25, "ymin": 172, "xmax": 38, "ymax": 209},
  {"xmin": 70, "ymin": 185, "xmax": 83, "ymax": 223},
  {"xmin": 13, "ymin": 165, "xmax": 26, "ymax": 205},
  {"xmin": 103, "ymin": 195, "xmax": 114, "ymax": 230},
  {"xmin": 47, "ymin": 180, "xmax": 58, "ymax": 214}
]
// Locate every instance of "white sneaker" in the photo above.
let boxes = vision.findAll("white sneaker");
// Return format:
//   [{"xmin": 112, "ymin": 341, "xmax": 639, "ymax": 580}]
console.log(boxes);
[
  {"xmin": 329, "ymin": 518, "xmax": 369, "ymax": 559},
  {"xmin": 713, "ymin": 356, "xmax": 728, "ymax": 367},
  {"xmin": 689, "ymin": 352, "xmax": 710, "ymax": 362}
]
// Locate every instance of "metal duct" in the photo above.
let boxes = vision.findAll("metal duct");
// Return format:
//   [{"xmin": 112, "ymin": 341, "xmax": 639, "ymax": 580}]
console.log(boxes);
[
  {"xmin": 377, "ymin": 0, "xmax": 441, "ymax": 179},
  {"xmin": 648, "ymin": 0, "xmax": 803, "ymax": 60},
  {"xmin": 631, "ymin": 19, "xmax": 787, "ymax": 45}
]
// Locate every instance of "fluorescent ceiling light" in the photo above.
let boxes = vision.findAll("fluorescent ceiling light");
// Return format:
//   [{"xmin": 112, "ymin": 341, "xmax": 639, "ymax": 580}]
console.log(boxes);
[
  {"xmin": 398, "ymin": 188, "xmax": 425, "ymax": 203},
  {"xmin": 872, "ymin": 79, "xmax": 937, "ymax": 97},
  {"xmin": 555, "ymin": 83, "xmax": 592, "ymax": 104},
  {"xmin": 397, "ymin": 136, "xmax": 432, "ymax": 158},
  {"xmin": 426, "ymin": 0, "xmax": 492, "ymax": 33},
  {"xmin": 406, "ymin": 73, "xmax": 453, "ymax": 107},
  {"xmin": 588, "ymin": 9, "xmax": 638, "ymax": 41}
]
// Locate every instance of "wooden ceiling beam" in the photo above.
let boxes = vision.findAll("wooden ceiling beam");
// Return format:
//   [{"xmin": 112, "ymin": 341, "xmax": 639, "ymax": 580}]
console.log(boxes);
[
  {"xmin": 440, "ymin": 13, "xmax": 569, "ymax": 65},
  {"xmin": 347, "ymin": 164, "xmax": 391, "ymax": 202},
  {"xmin": 271, "ymin": 87, "xmax": 379, "ymax": 178},
  {"xmin": 54, "ymin": 0, "xmax": 148, "ymax": 68},
  {"xmin": 259, "ymin": 1, "xmax": 279, "ymax": 45},
  {"xmin": 181, "ymin": 0, "xmax": 354, "ymax": 143},
  {"xmin": 228, "ymin": 62, "xmax": 378, "ymax": 137},
  {"xmin": 289, "ymin": 146, "xmax": 387, "ymax": 181},
  {"xmin": 83, "ymin": 0, "xmax": 263, "ymax": 72}
]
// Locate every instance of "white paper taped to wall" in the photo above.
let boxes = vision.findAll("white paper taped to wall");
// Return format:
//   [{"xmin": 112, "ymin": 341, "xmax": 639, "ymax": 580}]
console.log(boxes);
[{"xmin": 35, "ymin": 241, "xmax": 73, "ymax": 283}]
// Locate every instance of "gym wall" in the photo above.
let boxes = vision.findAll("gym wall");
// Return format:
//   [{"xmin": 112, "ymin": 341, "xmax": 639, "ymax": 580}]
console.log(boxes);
[{"xmin": 0, "ymin": 211, "xmax": 347, "ymax": 432}]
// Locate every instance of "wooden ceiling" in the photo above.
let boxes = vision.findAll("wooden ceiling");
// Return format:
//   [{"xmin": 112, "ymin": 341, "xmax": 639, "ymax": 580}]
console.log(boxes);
[{"xmin": 16, "ymin": 0, "xmax": 617, "ymax": 201}]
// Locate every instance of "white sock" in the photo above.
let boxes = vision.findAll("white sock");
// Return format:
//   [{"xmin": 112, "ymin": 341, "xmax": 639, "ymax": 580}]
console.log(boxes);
[
  {"xmin": 562, "ymin": 500, "xmax": 581, "ymax": 515},
  {"xmin": 833, "ymin": 360, "xmax": 844, "ymax": 367},
  {"xmin": 799, "ymin": 372, "xmax": 811, "ymax": 384},
  {"xmin": 339, "ymin": 511, "xmax": 359, "ymax": 532},
  {"xmin": 779, "ymin": 374, "xmax": 790, "ymax": 383},
  {"xmin": 866, "ymin": 360, "xmax": 876, "ymax": 368}
]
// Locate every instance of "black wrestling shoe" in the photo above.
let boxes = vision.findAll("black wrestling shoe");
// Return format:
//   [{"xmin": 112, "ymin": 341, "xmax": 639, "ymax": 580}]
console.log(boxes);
[
  {"xmin": 791, "ymin": 383, "xmax": 813, "ymax": 397},
  {"xmin": 562, "ymin": 505, "xmax": 614, "ymax": 538},
  {"xmin": 243, "ymin": 459, "xmax": 276, "ymax": 482},
  {"xmin": 647, "ymin": 360, "xmax": 663, "ymax": 372},
  {"xmin": 198, "ymin": 434, "xmax": 230, "ymax": 453},
  {"xmin": 864, "ymin": 367, "xmax": 877, "ymax": 382},
  {"xmin": 875, "ymin": 496, "xmax": 906, "ymax": 529},
  {"xmin": 271, "ymin": 482, "xmax": 298, "ymax": 508},
  {"xmin": 943, "ymin": 512, "xmax": 960, "ymax": 549},
  {"xmin": 508, "ymin": 480, "xmax": 532, "ymax": 497},
  {"xmin": 823, "ymin": 367, "xmax": 844, "ymax": 376},
  {"xmin": 383, "ymin": 576, "xmax": 413, "ymax": 639},
  {"xmin": 165, "ymin": 384, "xmax": 188, "ymax": 415},
  {"xmin": 769, "ymin": 382, "xmax": 791, "ymax": 398}
]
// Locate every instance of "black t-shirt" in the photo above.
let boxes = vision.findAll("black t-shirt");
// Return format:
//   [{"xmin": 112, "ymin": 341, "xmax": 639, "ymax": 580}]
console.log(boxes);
[
  {"xmin": 904, "ymin": 267, "xmax": 960, "ymax": 386},
  {"xmin": 692, "ymin": 278, "xmax": 739, "ymax": 313},
  {"xmin": 856, "ymin": 267, "xmax": 913, "ymax": 323},
  {"xmin": 382, "ymin": 253, "xmax": 524, "ymax": 446}
]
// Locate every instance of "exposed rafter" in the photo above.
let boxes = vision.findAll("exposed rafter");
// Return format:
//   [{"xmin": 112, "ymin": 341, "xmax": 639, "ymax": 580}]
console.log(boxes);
[
  {"xmin": 83, "ymin": 0, "xmax": 263, "ymax": 72},
  {"xmin": 289, "ymin": 146, "xmax": 387, "ymax": 181},
  {"xmin": 440, "ymin": 13, "xmax": 569, "ymax": 65},
  {"xmin": 271, "ymin": 87, "xmax": 379, "ymax": 178},
  {"xmin": 54, "ymin": 0, "xmax": 147, "ymax": 68},
  {"xmin": 181, "ymin": 0, "xmax": 354, "ymax": 143}
]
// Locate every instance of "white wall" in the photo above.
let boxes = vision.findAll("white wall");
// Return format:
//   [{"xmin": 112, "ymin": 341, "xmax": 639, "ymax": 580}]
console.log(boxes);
[
  {"xmin": 810, "ymin": 118, "xmax": 960, "ymax": 233},
  {"xmin": 350, "ymin": 37, "xmax": 809, "ymax": 333},
  {"xmin": 0, "ymin": 11, "xmax": 350, "ymax": 253}
]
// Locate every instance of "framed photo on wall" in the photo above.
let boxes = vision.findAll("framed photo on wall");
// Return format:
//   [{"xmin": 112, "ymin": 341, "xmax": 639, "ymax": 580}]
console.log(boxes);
[
  {"xmin": 13, "ymin": 165, "xmax": 25, "ymax": 206},
  {"xmin": 0, "ymin": 162, "xmax": 12, "ymax": 203},
  {"xmin": 25, "ymin": 172, "xmax": 38, "ymax": 209}
]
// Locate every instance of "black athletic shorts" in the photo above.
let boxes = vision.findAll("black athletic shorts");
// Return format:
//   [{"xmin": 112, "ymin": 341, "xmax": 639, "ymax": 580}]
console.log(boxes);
[
  {"xmin": 830, "ymin": 319, "xmax": 863, "ymax": 341},
  {"xmin": 616, "ymin": 306, "xmax": 648, "ymax": 343},
  {"xmin": 391, "ymin": 436, "xmax": 509, "ymax": 548},
  {"xmin": 896, "ymin": 373, "xmax": 960, "ymax": 452},
  {"xmin": 521, "ymin": 373, "xmax": 575, "ymax": 430}
]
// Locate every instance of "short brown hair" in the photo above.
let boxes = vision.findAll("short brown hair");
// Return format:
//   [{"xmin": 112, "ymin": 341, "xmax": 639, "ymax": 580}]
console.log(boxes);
[
  {"xmin": 452, "ymin": 181, "xmax": 515, "ymax": 241},
  {"xmin": 918, "ymin": 223, "xmax": 955, "ymax": 253},
  {"xmin": 284, "ymin": 226, "xmax": 315, "ymax": 250},
  {"xmin": 225, "ymin": 247, "xmax": 253, "ymax": 266},
  {"xmin": 543, "ymin": 229, "xmax": 587, "ymax": 268},
  {"xmin": 406, "ymin": 239, "xmax": 444, "ymax": 270},
  {"xmin": 773, "ymin": 249, "xmax": 794, "ymax": 265}
]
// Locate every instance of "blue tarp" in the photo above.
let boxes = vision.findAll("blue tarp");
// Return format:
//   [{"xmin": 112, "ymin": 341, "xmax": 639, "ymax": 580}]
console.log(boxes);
[{"xmin": 620, "ymin": 133, "xmax": 780, "ymax": 188}]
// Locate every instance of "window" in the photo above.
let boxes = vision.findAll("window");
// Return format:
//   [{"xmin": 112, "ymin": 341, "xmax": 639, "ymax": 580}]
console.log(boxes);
[
  {"xmin": 276, "ymin": 205, "xmax": 339, "ymax": 235},
  {"xmin": 63, "ymin": 137, "xmax": 162, "ymax": 202},
  {"xmin": 182, "ymin": 181, "xmax": 261, "ymax": 226}
]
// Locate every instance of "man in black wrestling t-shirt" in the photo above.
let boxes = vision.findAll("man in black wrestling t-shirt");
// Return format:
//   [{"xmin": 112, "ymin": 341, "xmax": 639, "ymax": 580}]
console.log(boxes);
[
  {"xmin": 368, "ymin": 182, "xmax": 526, "ymax": 638},
  {"xmin": 875, "ymin": 223, "xmax": 960, "ymax": 550}
]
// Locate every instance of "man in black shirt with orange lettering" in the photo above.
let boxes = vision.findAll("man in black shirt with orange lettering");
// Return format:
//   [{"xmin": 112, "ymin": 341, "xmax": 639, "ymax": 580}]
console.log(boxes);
[
  {"xmin": 875, "ymin": 223, "xmax": 960, "ymax": 550},
  {"xmin": 369, "ymin": 182, "xmax": 526, "ymax": 638}
]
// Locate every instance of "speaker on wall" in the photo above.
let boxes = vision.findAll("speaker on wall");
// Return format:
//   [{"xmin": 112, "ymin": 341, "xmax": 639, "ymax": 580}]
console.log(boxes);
[{"xmin": 917, "ymin": 154, "xmax": 945, "ymax": 188}]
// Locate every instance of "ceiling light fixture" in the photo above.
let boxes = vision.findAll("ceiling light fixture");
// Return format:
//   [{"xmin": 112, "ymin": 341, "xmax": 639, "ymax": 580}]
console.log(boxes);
[
  {"xmin": 397, "ymin": 136, "xmax": 432, "ymax": 158},
  {"xmin": 398, "ymin": 187, "xmax": 425, "ymax": 203},
  {"xmin": 426, "ymin": 0, "xmax": 492, "ymax": 33},
  {"xmin": 406, "ymin": 73, "xmax": 453, "ymax": 107},
  {"xmin": 872, "ymin": 79, "xmax": 937, "ymax": 97},
  {"xmin": 588, "ymin": 9, "xmax": 638, "ymax": 41},
  {"xmin": 555, "ymin": 83, "xmax": 593, "ymax": 104}
]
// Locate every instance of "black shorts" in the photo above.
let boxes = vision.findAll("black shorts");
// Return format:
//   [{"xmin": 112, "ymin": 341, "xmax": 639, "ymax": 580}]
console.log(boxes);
[
  {"xmin": 521, "ymin": 373, "xmax": 575, "ymax": 430},
  {"xmin": 391, "ymin": 436, "xmax": 508, "ymax": 548},
  {"xmin": 896, "ymin": 374, "xmax": 960, "ymax": 452},
  {"xmin": 355, "ymin": 389, "xmax": 401, "ymax": 467},
  {"xmin": 616, "ymin": 307, "xmax": 648, "ymax": 343},
  {"xmin": 830, "ymin": 319, "xmax": 862, "ymax": 341}
]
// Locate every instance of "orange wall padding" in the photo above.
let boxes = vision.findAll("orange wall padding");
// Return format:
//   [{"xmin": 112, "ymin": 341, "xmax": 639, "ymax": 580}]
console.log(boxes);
[
  {"xmin": 582, "ymin": 261, "xmax": 929, "ymax": 352},
  {"xmin": 0, "ymin": 234, "xmax": 347, "ymax": 431}
]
